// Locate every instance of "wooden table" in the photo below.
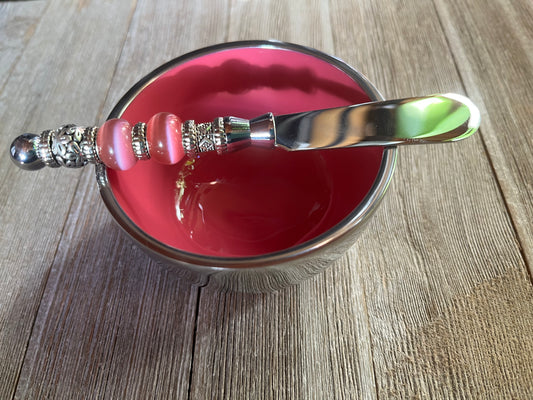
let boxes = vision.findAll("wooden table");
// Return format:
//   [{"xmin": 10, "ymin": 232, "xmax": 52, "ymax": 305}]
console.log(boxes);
[{"xmin": 1, "ymin": 0, "xmax": 532, "ymax": 398}]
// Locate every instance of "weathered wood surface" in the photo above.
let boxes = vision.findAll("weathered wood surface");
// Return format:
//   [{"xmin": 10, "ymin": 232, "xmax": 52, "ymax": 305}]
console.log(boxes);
[{"xmin": 0, "ymin": 0, "xmax": 532, "ymax": 399}]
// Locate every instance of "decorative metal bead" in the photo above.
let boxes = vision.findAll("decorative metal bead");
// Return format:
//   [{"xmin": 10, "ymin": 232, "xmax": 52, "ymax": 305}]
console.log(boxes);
[
  {"xmin": 196, "ymin": 122, "xmax": 215, "ymax": 153},
  {"xmin": 36, "ymin": 130, "xmax": 60, "ymax": 168},
  {"xmin": 212, "ymin": 117, "xmax": 227, "ymax": 155},
  {"xmin": 181, "ymin": 120, "xmax": 224, "ymax": 157},
  {"xmin": 80, "ymin": 126, "xmax": 99, "ymax": 164},
  {"xmin": 51, "ymin": 125, "xmax": 88, "ymax": 168},
  {"xmin": 131, "ymin": 122, "xmax": 150, "ymax": 160},
  {"xmin": 182, "ymin": 120, "xmax": 197, "ymax": 158}
]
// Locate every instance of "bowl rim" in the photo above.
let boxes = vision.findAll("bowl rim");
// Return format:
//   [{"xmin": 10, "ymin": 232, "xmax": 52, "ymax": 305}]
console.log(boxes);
[{"xmin": 97, "ymin": 40, "xmax": 397, "ymax": 268}]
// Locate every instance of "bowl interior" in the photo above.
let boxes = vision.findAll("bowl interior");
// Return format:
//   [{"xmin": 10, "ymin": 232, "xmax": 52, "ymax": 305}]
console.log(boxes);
[{"xmin": 106, "ymin": 45, "xmax": 384, "ymax": 257}]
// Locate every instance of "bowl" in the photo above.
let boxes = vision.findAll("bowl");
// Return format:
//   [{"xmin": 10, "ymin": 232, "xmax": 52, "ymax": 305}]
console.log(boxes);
[{"xmin": 97, "ymin": 40, "xmax": 397, "ymax": 292}]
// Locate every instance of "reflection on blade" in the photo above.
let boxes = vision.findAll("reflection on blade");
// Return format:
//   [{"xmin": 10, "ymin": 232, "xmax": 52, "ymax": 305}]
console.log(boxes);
[{"xmin": 273, "ymin": 94, "xmax": 480, "ymax": 150}]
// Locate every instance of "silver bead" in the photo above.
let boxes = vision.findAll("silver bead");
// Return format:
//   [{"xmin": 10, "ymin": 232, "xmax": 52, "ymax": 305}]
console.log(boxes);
[
  {"xmin": 51, "ymin": 125, "xmax": 88, "ymax": 168},
  {"xmin": 182, "ymin": 120, "xmax": 197, "ymax": 158},
  {"xmin": 80, "ymin": 126, "xmax": 99, "ymax": 164},
  {"xmin": 9, "ymin": 133, "xmax": 45, "ymax": 170},
  {"xmin": 36, "ymin": 130, "xmax": 60, "ymax": 168},
  {"xmin": 131, "ymin": 122, "xmax": 150, "ymax": 160},
  {"xmin": 181, "ymin": 119, "xmax": 224, "ymax": 157},
  {"xmin": 212, "ymin": 117, "xmax": 227, "ymax": 154},
  {"xmin": 196, "ymin": 122, "xmax": 215, "ymax": 153}
]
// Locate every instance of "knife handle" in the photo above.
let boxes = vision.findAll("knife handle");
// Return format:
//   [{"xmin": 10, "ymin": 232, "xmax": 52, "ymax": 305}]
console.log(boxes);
[{"xmin": 9, "ymin": 113, "xmax": 268, "ymax": 171}]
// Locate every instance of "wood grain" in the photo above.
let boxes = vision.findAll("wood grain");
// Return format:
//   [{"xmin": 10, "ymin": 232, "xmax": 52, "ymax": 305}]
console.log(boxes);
[
  {"xmin": 329, "ymin": 0, "xmax": 533, "ymax": 397},
  {"xmin": 434, "ymin": 0, "xmax": 533, "ymax": 275},
  {"xmin": 101, "ymin": 0, "xmax": 230, "ymax": 120},
  {"xmin": 0, "ymin": 0, "xmax": 136, "ymax": 398},
  {"xmin": 12, "ymin": 0, "xmax": 227, "ymax": 398},
  {"xmin": 0, "ymin": 1, "xmax": 46, "ymax": 90},
  {"xmin": 189, "ymin": 253, "xmax": 377, "ymax": 399},
  {"xmin": 0, "ymin": 3, "xmax": 46, "ymax": 397},
  {"xmin": 0, "ymin": 0, "xmax": 532, "ymax": 398},
  {"xmin": 14, "ymin": 171, "xmax": 200, "ymax": 399},
  {"xmin": 225, "ymin": 0, "xmax": 335, "ymax": 53}
]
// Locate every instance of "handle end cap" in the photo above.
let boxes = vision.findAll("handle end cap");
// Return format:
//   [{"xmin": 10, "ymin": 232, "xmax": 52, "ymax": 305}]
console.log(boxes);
[{"xmin": 10, "ymin": 134, "xmax": 45, "ymax": 171}]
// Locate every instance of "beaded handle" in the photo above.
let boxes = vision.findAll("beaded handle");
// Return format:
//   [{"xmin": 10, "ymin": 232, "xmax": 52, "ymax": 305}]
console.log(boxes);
[
  {"xmin": 10, "ymin": 94, "xmax": 481, "ymax": 172},
  {"xmin": 9, "ymin": 112, "xmax": 259, "ymax": 171}
]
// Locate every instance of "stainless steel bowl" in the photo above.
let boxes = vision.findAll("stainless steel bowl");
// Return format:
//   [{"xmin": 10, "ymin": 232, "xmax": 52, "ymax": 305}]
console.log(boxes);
[{"xmin": 96, "ymin": 40, "xmax": 397, "ymax": 292}]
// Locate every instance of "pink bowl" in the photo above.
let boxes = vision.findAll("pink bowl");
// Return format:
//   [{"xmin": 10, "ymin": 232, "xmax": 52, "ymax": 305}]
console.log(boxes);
[{"xmin": 97, "ymin": 41, "xmax": 396, "ymax": 291}]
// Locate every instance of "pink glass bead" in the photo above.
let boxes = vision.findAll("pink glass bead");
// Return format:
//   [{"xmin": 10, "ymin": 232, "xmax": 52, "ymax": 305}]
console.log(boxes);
[
  {"xmin": 96, "ymin": 118, "xmax": 137, "ymax": 171},
  {"xmin": 146, "ymin": 112, "xmax": 184, "ymax": 165}
]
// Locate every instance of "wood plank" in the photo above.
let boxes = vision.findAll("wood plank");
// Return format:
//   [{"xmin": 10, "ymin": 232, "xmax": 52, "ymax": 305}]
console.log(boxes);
[
  {"xmin": 434, "ymin": 0, "xmax": 533, "ymax": 275},
  {"xmin": 190, "ymin": 254, "xmax": 377, "ymax": 399},
  {"xmin": 225, "ymin": 0, "xmax": 334, "ymax": 53},
  {"xmin": 329, "ymin": 0, "xmax": 533, "ymax": 397},
  {"xmin": 0, "ymin": 1, "xmax": 46, "ymax": 89},
  {"xmin": 188, "ymin": 1, "xmax": 378, "ymax": 398},
  {"xmin": 0, "ymin": 3, "xmax": 46, "ymax": 397},
  {"xmin": 101, "ymin": 0, "xmax": 231, "ymax": 119},
  {"xmin": 2, "ymin": 0, "xmax": 531, "ymax": 398},
  {"xmin": 0, "ymin": 0, "xmax": 136, "ymax": 398},
  {"xmin": 13, "ymin": 0, "xmax": 229, "ymax": 398},
  {"xmin": 14, "ymin": 171, "xmax": 200, "ymax": 399}
]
